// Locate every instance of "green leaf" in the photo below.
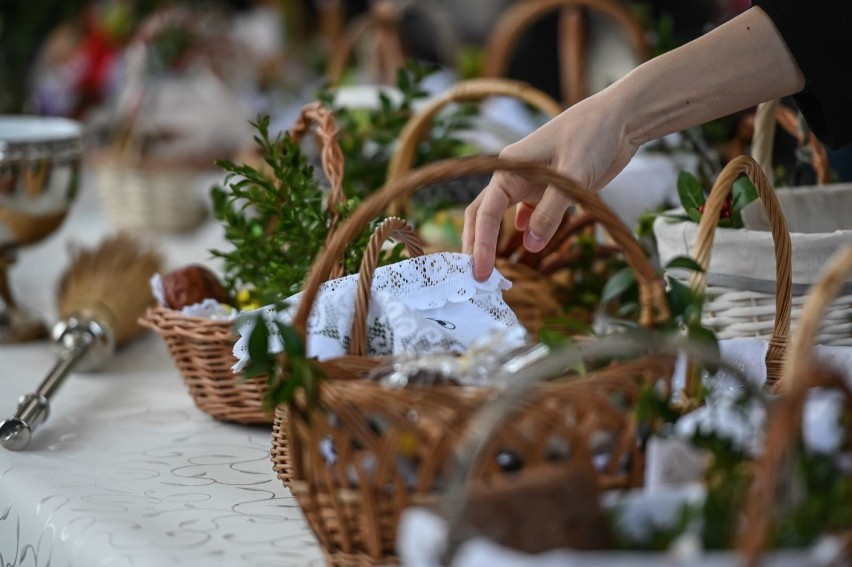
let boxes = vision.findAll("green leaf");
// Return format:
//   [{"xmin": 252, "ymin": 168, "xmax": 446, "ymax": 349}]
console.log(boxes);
[
  {"xmin": 688, "ymin": 323, "xmax": 720, "ymax": 354},
  {"xmin": 686, "ymin": 207, "xmax": 703, "ymax": 223},
  {"xmin": 277, "ymin": 322, "xmax": 306, "ymax": 358},
  {"xmin": 665, "ymin": 276, "xmax": 697, "ymax": 318},
  {"xmin": 601, "ymin": 267, "xmax": 637, "ymax": 305},
  {"xmin": 677, "ymin": 171, "xmax": 705, "ymax": 212},
  {"xmin": 731, "ymin": 176, "xmax": 758, "ymax": 213},
  {"xmin": 247, "ymin": 317, "xmax": 269, "ymax": 363},
  {"xmin": 665, "ymin": 256, "xmax": 704, "ymax": 273}
]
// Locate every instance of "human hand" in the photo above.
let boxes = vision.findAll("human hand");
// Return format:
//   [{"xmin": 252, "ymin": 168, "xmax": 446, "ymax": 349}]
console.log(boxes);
[{"xmin": 462, "ymin": 91, "xmax": 639, "ymax": 281}]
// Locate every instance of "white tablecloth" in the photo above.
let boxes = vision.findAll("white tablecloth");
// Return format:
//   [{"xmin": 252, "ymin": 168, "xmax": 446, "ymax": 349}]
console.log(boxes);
[{"xmin": 1, "ymin": 169, "xmax": 324, "ymax": 566}]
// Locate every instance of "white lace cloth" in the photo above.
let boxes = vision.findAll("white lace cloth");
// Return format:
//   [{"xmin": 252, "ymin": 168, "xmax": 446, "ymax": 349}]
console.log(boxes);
[{"xmin": 233, "ymin": 253, "xmax": 522, "ymax": 369}]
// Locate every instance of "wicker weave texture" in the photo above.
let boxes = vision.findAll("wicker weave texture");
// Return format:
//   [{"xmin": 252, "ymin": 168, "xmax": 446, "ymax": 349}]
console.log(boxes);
[
  {"xmin": 96, "ymin": 165, "xmax": 207, "ymax": 233},
  {"xmin": 140, "ymin": 306, "xmax": 272, "ymax": 424},
  {"xmin": 699, "ymin": 285, "xmax": 852, "ymax": 346}
]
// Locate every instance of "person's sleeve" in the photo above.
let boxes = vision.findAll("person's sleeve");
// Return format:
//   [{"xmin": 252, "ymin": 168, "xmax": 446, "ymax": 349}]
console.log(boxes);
[{"xmin": 752, "ymin": 0, "xmax": 852, "ymax": 148}]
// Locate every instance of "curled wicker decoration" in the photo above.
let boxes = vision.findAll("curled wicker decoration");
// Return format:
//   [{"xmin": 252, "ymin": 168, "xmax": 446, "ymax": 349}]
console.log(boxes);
[
  {"xmin": 270, "ymin": 155, "xmax": 673, "ymax": 567},
  {"xmin": 739, "ymin": 244, "xmax": 852, "ymax": 565}
]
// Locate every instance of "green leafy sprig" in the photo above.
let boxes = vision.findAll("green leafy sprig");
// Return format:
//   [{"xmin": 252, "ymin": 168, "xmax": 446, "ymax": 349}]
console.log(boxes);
[
  {"xmin": 318, "ymin": 60, "xmax": 477, "ymax": 204},
  {"xmin": 600, "ymin": 254, "xmax": 718, "ymax": 363},
  {"xmin": 211, "ymin": 115, "xmax": 379, "ymax": 306}
]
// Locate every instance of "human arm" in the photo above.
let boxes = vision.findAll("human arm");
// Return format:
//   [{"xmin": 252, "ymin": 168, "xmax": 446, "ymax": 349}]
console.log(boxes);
[{"xmin": 462, "ymin": 6, "xmax": 804, "ymax": 281}]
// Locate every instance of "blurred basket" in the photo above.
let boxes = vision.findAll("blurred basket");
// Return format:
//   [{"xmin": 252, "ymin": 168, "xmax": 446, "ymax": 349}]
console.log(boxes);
[
  {"xmin": 139, "ymin": 102, "xmax": 357, "ymax": 424},
  {"xmin": 482, "ymin": 0, "xmax": 648, "ymax": 105},
  {"xmin": 270, "ymin": 155, "xmax": 674, "ymax": 566},
  {"xmin": 386, "ymin": 78, "xmax": 622, "ymax": 335},
  {"xmin": 741, "ymin": 244, "xmax": 852, "ymax": 565},
  {"xmin": 95, "ymin": 161, "xmax": 208, "ymax": 233}
]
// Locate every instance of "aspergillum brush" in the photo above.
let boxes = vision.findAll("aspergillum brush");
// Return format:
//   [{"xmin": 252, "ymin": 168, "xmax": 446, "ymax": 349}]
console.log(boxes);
[{"xmin": 1, "ymin": 234, "xmax": 162, "ymax": 450}]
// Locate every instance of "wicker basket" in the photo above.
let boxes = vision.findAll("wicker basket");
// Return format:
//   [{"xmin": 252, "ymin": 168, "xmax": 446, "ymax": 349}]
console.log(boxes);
[
  {"xmin": 656, "ymin": 155, "xmax": 852, "ymax": 387},
  {"xmin": 270, "ymin": 155, "xmax": 675, "ymax": 566},
  {"xmin": 386, "ymin": 78, "xmax": 622, "ymax": 335},
  {"xmin": 95, "ymin": 161, "xmax": 208, "ymax": 233},
  {"xmin": 139, "ymin": 102, "xmax": 357, "ymax": 424}
]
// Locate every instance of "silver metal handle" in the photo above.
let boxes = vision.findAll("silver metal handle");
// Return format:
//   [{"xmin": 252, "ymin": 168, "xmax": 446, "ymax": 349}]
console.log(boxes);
[{"xmin": 1, "ymin": 315, "xmax": 113, "ymax": 451}]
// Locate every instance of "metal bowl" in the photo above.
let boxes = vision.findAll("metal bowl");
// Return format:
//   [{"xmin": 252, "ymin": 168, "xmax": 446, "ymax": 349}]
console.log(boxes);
[{"xmin": 0, "ymin": 115, "xmax": 84, "ymax": 342}]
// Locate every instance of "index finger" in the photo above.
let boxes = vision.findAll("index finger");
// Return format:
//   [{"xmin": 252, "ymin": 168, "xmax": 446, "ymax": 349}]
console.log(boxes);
[{"xmin": 471, "ymin": 176, "xmax": 514, "ymax": 281}]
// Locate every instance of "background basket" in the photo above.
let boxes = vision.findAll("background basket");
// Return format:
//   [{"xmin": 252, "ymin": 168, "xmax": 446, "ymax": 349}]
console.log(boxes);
[
  {"xmin": 139, "ymin": 102, "xmax": 354, "ymax": 424},
  {"xmin": 95, "ymin": 161, "xmax": 208, "ymax": 233},
  {"xmin": 270, "ymin": 155, "xmax": 674, "ymax": 567}
]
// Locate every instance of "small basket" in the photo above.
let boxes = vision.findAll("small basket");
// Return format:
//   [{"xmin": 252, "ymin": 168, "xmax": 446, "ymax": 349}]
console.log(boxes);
[
  {"xmin": 270, "ymin": 155, "xmax": 675, "ymax": 566},
  {"xmin": 139, "ymin": 102, "xmax": 355, "ymax": 424}
]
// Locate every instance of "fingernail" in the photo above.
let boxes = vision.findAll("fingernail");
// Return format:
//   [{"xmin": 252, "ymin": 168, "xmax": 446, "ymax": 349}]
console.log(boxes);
[{"xmin": 525, "ymin": 230, "xmax": 546, "ymax": 252}]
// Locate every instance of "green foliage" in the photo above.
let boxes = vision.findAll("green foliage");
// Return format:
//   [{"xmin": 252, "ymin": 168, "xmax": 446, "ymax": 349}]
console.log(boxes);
[
  {"xmin": 210, "ymin": 115, "xmax": 377, "ymax": 306},
  {"xmin": 239, "ymin": 305, "xmax": 324, "ymax": 410},
  {"xmin": 317, "ymin": 60, "xmax": 477, "ymax": 202},
  {"xmin": 674, "ymin": 170, "xmax": 759, "ymax": 229}
]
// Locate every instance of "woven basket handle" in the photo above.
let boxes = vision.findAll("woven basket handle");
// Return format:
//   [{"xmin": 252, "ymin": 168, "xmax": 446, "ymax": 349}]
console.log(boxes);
[
  {"xmin": 387, "ymin": 78, "xmax": 562, "ymax": 217},
  {"xmin": 293, "ymin": 156, "xmax": 670, "ymax": 338},
  {"xmin": 290, "ymin": 102, "xmax": 346, "ymax": 231},
  {"xmin": 387, "ymin": 78, "xmax": 563, "ymax": 183},
  {"xmin": 688, "ymin": 155, "xmax": 792, "ymax": 387},
  {"xmin": 752, "ymin": 100, "xmax": 830, "ymax": 185},
  {"xmin": 348, "ymin": 217, "xmax": 425, "ymax": 356},
  {"xmin": 289, "ymin": 102, "xmax": 349, "ymax": 278},
  {"xmin": 482, "ymin": 0, "xmax": 647, "ymax": 105}
]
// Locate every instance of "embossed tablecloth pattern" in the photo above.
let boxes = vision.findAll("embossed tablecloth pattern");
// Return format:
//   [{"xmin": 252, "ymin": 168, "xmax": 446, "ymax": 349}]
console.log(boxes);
[
  {"xmin": 1, "ymin": 170, "xmax": 324, "ymax": 567},
  {"xmin": 0, "ymin": 339, "xmax": 324, "ymax": 567}
]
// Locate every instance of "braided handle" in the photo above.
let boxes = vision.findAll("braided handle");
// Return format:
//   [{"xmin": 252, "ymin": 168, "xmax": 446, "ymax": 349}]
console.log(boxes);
[
  {"xmin": 688, "ymin": 155, "xmax": 792, "ymax": 387},
  {"xmin": 290, "ymin": 102, "xmax": 347, "ymax": 233},
  {"xmin": 348, "ymin": 217, "xmax": 425, "ymax": 356},
  {"xmin": 289, "ymin": 102, "xmax": 349, "ymax": 278},
  {"xmin": 386, "ymin": 78, "xmax": 562, "ymax": 216},
  {"xmin": 482, "ymin": 0, "xmax": 647, "ymax": 104},
  {"xmin": 293, "ymin": 156, "xmax": 670, "ymax": 339},
  {"xmin": 752, "ymin": 100, "xmax": 830, "ymax": 185}
]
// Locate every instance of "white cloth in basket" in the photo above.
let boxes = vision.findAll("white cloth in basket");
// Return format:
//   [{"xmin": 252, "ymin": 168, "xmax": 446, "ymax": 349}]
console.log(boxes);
[{"xmin": 232, "ymin": 253, "xmax": 522, "ymax": 369}]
